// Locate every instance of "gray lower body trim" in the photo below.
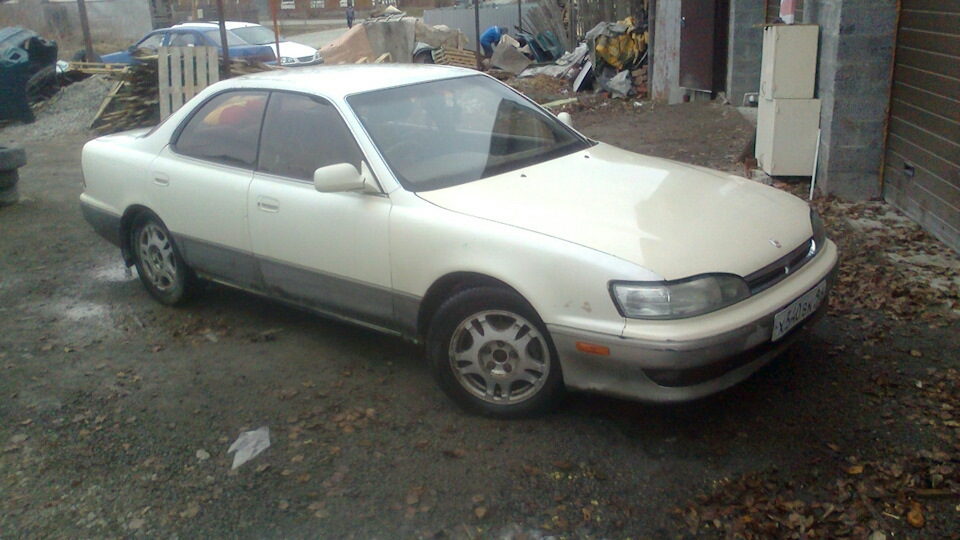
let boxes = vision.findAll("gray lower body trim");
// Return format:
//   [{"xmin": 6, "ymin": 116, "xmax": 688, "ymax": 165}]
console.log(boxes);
[
  {"xmin": 258, "ymin": 258, "xmax": 397, "ymax": 333},
  {"xmin": 177, "ymin": 236, "xmax": 264, "ymax": 291},
  {"xmin": 172, "ymin": 235, "xmax": 422, "ymax": 339},
  {"xmin": 80, "ymin": 201, "xmax": 122, "ymax": 248}
]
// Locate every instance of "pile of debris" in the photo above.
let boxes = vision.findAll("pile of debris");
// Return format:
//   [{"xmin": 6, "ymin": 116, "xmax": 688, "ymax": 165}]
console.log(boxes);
[
  {"xmin": 73, "ymin": 52, "xmax": 275, "ymax": 135},
  {"xmin": 320, "ymin": 7, "xmax": 470, "ymax": 65},
  {"xmin": 506, "ymin": 14, "xmax": 649, "ymax": 101}
]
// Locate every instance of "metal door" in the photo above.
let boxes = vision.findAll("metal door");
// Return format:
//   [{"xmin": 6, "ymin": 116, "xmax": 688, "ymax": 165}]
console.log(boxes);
[{"xmin": 679, "ymin": 0, "xmax": 716, "ymax": 92}]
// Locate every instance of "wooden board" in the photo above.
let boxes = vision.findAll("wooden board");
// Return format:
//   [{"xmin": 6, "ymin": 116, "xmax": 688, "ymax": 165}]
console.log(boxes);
[
  {"xmin": 67, "ymin": 62, "xmax": 130, "ymax": 74},
  {"xmin": 433, "ymin": 47, "xmax": 478, "ymax": 69}
]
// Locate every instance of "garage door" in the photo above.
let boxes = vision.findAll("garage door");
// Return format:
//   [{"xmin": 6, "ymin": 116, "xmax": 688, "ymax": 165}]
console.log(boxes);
[{"xmin": 883, "ymin": 0, "xmax": 960, "ymax": 253}]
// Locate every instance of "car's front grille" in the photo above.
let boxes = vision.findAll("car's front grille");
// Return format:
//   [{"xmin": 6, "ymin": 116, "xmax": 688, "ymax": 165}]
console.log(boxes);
[
  {"xmin": 298, "ymin": 55, "xmax": 314, "ymax": 62},
  {"xmin": 744, "ymin": 237, "xmax": 815, "ymax": 294}
]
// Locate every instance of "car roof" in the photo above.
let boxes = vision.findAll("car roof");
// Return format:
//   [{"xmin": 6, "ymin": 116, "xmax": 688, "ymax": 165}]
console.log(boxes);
[
  {"xmin": 222, "ymin": 64, "xmax": 479, "ymax": 100},
  {"xmin": 169, "ymin": 22, "xmax": 220, "ymax": 31},
  {"xmin": 170, "ymin": 21, "xmax": 254, "ymax": 31}
]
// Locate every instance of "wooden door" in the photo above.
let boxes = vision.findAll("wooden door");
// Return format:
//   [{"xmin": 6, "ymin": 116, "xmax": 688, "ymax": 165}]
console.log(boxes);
[{"xmin": 679, "ymin": 0, "xmax": 716, "ymax": 92}]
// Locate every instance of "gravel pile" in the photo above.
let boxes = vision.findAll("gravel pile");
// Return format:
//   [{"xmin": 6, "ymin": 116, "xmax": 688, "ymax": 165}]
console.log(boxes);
[{"xmin": 0, "ymin": 74, "xmax": 115, "ymax": 145}]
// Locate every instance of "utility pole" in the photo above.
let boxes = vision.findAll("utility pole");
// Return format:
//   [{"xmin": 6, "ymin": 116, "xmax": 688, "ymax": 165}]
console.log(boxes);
[
  {"xmin": 270, "ymin": 0, "xmax": 281, "ymax": 66},
  {"xmin": 215, "ymin": 0, "xmax": 231, "ymax": 78},
  {"xmin": 474, "ymin": 0, "xmax": 481, "ymax": 69},
  {"xmin": 76, "ymin": 0, "xmax": 96, "ymax": 62}
]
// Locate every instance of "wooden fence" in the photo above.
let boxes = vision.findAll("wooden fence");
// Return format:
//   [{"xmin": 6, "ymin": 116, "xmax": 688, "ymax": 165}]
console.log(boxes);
[{"xmin": 158, "ymin": 46, "xmax": 219, "ymax": 120}]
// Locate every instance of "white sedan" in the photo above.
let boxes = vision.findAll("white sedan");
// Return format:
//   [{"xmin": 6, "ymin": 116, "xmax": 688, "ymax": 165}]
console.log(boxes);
[
  {"xmin": 80, "ymin": 65, "xmax": 838, "ymax": 417},
  {"xmin": 226, "ymin": 21, "xmax": 322, "ymax": 66}
]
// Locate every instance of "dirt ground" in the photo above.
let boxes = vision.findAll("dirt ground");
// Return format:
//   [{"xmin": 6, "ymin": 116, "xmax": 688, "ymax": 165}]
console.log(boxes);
[{"xmin": 1, "ymin": 89, "xmax": 959, "ymax": 539}]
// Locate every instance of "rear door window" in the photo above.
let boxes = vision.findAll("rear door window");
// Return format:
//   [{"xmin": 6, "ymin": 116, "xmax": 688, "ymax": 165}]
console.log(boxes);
[{"xmin": 173, "ymin": 91, "xmax": 268, "ymax": 168}]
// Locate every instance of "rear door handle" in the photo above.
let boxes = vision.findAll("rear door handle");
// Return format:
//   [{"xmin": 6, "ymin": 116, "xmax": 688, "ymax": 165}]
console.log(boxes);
[
  {"xmin": 153, "ymin": 173, "xmax": 169, "ymax": 186},
  {"xmin": 257, "ymin": 196, "xmax": 280, "ymax": 213}
]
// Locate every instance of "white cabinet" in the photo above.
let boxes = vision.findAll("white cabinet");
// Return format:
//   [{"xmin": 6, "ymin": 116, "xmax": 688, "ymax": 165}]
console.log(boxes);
[
  {"xmin": 760, "ymin": 24, "xmax": 819, "ymax": 100},
  {"xmin": 755, "ymin": 24, "xmax": 821, "ymax": 176},
  {"xmin": 756, "ymin": 98, "xmax": 821, "ymax": 176}
]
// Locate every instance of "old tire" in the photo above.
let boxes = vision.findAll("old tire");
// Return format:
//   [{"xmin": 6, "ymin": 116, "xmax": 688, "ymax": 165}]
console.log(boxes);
[
  {"xmin": 130, "ymin": 212, "xmax": 198, "ymax": 306},
  {"xmin": 0, "ymin": 145, "xmax": 26, "ymax": 207},
  {"xmin": 0, "ymin": 170, "xmax": 19, "ymax": 206},
  {"xmin": 0, "ymin": 145, "xmax": 27, "ymax": 170},
  {"xmin": 25, "ymin": 66, "xmax": 59, "ymax": 104},
  {"xmin": 412, "ymin": 49, "xmax": 434, "ymax": 64},
  {"xmin": 427, "ymin": 287, "xmax": 565, "ymax": 417}
]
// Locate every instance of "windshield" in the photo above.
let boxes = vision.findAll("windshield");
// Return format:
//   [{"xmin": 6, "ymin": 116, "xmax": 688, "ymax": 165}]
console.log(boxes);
[
  {"xmin": 202, "ymin": 29, "xmax": 249, "ymax": 47},
  {"xmin": 347, "ymin": 75, "xmax": 590, "ymax": 192},
  {"xmin": 231, "ymin": 25, "xmax": 281, "ymax": 45}
]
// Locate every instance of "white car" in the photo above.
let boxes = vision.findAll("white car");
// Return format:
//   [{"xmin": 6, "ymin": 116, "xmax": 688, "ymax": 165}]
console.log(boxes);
[
  {"xmin": 79, "ymin": 65, "xmax": 838, "ymax": 417},
  {"xmin": 225, "ymin": 21, "xmax": 322, "ymax": 66}
]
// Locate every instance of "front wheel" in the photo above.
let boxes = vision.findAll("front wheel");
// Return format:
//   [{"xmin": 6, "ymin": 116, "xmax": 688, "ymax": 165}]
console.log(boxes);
[
  {"xmin": 130, "ymin": 212, "xmax": 197, "ymax": 305},
  {"xmin": 427, "ymin": 287, "xmax": 565, "ymax": 417}
]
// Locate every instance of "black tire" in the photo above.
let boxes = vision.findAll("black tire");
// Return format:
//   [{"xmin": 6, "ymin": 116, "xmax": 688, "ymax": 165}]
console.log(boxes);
[
  {"xmin": 412, "ymin": 49, "xmax": 434, "ymax": 64},
  {"xmin": 427, "ymin": 287, "xmax": 565, "ymax": 417},
  {"xmin": 130, "ymin": 212, "xmax": 197, "ymax": 306},
  {"xmin": 25, "ymin": 66, "xmax": 58, "ymax": 104},
  {"xmin": 0, "ymin": 145, "xmax": 27, "ymax": 171},
  {"xmin": 0, "ymin": 171, "xmax": 19, "ymax": 207}
]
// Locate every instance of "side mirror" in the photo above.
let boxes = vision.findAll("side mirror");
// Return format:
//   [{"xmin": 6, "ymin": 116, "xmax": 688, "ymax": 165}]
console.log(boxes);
[
  {"xmin": 314, "ymin": 162, "xmax": 379, "ymax": 194},
  {"xmin": 557, "ymin": 112, "xmax": 574, "ymax": 129}
]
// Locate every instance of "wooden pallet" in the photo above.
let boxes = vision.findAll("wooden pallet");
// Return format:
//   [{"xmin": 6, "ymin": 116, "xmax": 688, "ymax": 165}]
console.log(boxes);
[
  {"xmin": 66, "ymin": 61, "xmax": 130, "ymax": 74},
  {"xmin": 432, "ymin": 47, "xmax": 479, "ymax": 69}
]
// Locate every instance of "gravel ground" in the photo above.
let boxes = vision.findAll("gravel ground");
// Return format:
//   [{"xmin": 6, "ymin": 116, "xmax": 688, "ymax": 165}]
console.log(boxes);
[
  {"xmin": 0, "ymin": 75, "xmax": 113, "ymax": 145},
  {"xmin": 1, "ymin": 75, "xmax": 958, "ymax": 539}
]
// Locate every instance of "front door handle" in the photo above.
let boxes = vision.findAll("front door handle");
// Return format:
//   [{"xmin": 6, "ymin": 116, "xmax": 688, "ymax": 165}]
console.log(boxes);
[{"xmin": 257, "ymin": 196, "xmax": 280, "ymax": 213}]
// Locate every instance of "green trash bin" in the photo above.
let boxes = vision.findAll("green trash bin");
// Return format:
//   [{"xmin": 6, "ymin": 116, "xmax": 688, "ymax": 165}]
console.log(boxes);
[{"xmin": 0, "ymin": 45, "xmax": 35, "ymax": 123}]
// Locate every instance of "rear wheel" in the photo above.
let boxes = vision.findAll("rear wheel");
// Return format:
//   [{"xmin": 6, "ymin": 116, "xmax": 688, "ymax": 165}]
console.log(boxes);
[
  {"xmin": 130, "ymin": 213, "xmax": 197, "ymax": 305},
  {"xmin": 427, "ymin": 287, "xmax": 564, "ymax": 417}
]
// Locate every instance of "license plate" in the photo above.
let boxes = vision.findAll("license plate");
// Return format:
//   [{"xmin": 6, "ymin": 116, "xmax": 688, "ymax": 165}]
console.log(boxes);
[{"xmin": 772, "ymin": 280, "xmax": 827, "ymax": 342}]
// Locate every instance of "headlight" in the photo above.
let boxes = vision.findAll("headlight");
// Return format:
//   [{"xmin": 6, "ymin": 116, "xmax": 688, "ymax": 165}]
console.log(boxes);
[
  {"xmin": 280, "ymin": 57, "xmax": 295, "ymax": 65},
  {"xmin": 809, "ymin": 208, "xmax": 826, "ymax": 257},
  {"xmin": 611, "ymin": 274, "xmax": 751, "ymax": 320}
]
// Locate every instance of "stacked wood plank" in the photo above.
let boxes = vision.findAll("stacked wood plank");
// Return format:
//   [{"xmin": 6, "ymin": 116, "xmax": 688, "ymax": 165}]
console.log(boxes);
[
  {"xmin": 521, "ymin": 0, "xmax": 573, "ymax": 52},
  {"xmin": 82, "ymin": 55, "xmax": 275, "ymax": 134},
  {"xmin": 89, "ymin": 61, "xmax": 160, "ymax": 134},
  {"xmin": 432, "ymin": 47, "xmax": 478, "ymax": 69}
]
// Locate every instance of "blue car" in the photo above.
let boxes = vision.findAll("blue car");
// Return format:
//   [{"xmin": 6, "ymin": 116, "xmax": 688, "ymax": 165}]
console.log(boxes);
[{"xmin": 99, "ymin": 22, "xmax": 276, "ymax": 64}]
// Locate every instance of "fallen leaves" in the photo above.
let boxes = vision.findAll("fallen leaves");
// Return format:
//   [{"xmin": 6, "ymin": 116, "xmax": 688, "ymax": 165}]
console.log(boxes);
[
  {"xmin": 179, "ymin": 501, "xmax": 200, "ymax": 519},
  {"xmin": 805, "ymin": 198, "xmax": 960, "ymax": 321},
  {"xmin": 442, "ymin": 448, "xmax": 467, "ymax": 459},
  {"xmin": 676, "ymin": 367, "xmax": 960, "ymax": 538},
  {"xmin": 906, "ymin": 501, "xmax": 924, "ymax": 529}
]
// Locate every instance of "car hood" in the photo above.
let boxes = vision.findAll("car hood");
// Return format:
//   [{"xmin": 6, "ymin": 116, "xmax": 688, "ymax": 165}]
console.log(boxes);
[
  {"xmin": 416, "ymin": 142, "xmax": 813, "ymax": 280},
  {"xmin": 275, "ymin": 40, "xmax": 317, "ymax": 58}
]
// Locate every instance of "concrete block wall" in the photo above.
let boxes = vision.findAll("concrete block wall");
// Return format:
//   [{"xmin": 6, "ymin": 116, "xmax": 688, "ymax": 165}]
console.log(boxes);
[
  {"xmin": 809, "ymin": 0, "xmax": 897, "ymax": 200},
  {"xmin": 652, "ymin": 0, "xmax": 684, "ymax": 103},
  {"xmin": 725, "ymin": 0, "xmax": 766, "ymax": 106}
]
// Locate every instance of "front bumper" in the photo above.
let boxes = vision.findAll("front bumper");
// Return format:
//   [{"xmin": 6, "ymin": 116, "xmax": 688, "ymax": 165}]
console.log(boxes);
[{"xmin": 550, "ymin": 240, "xmax": 839, "ymax": 403}]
